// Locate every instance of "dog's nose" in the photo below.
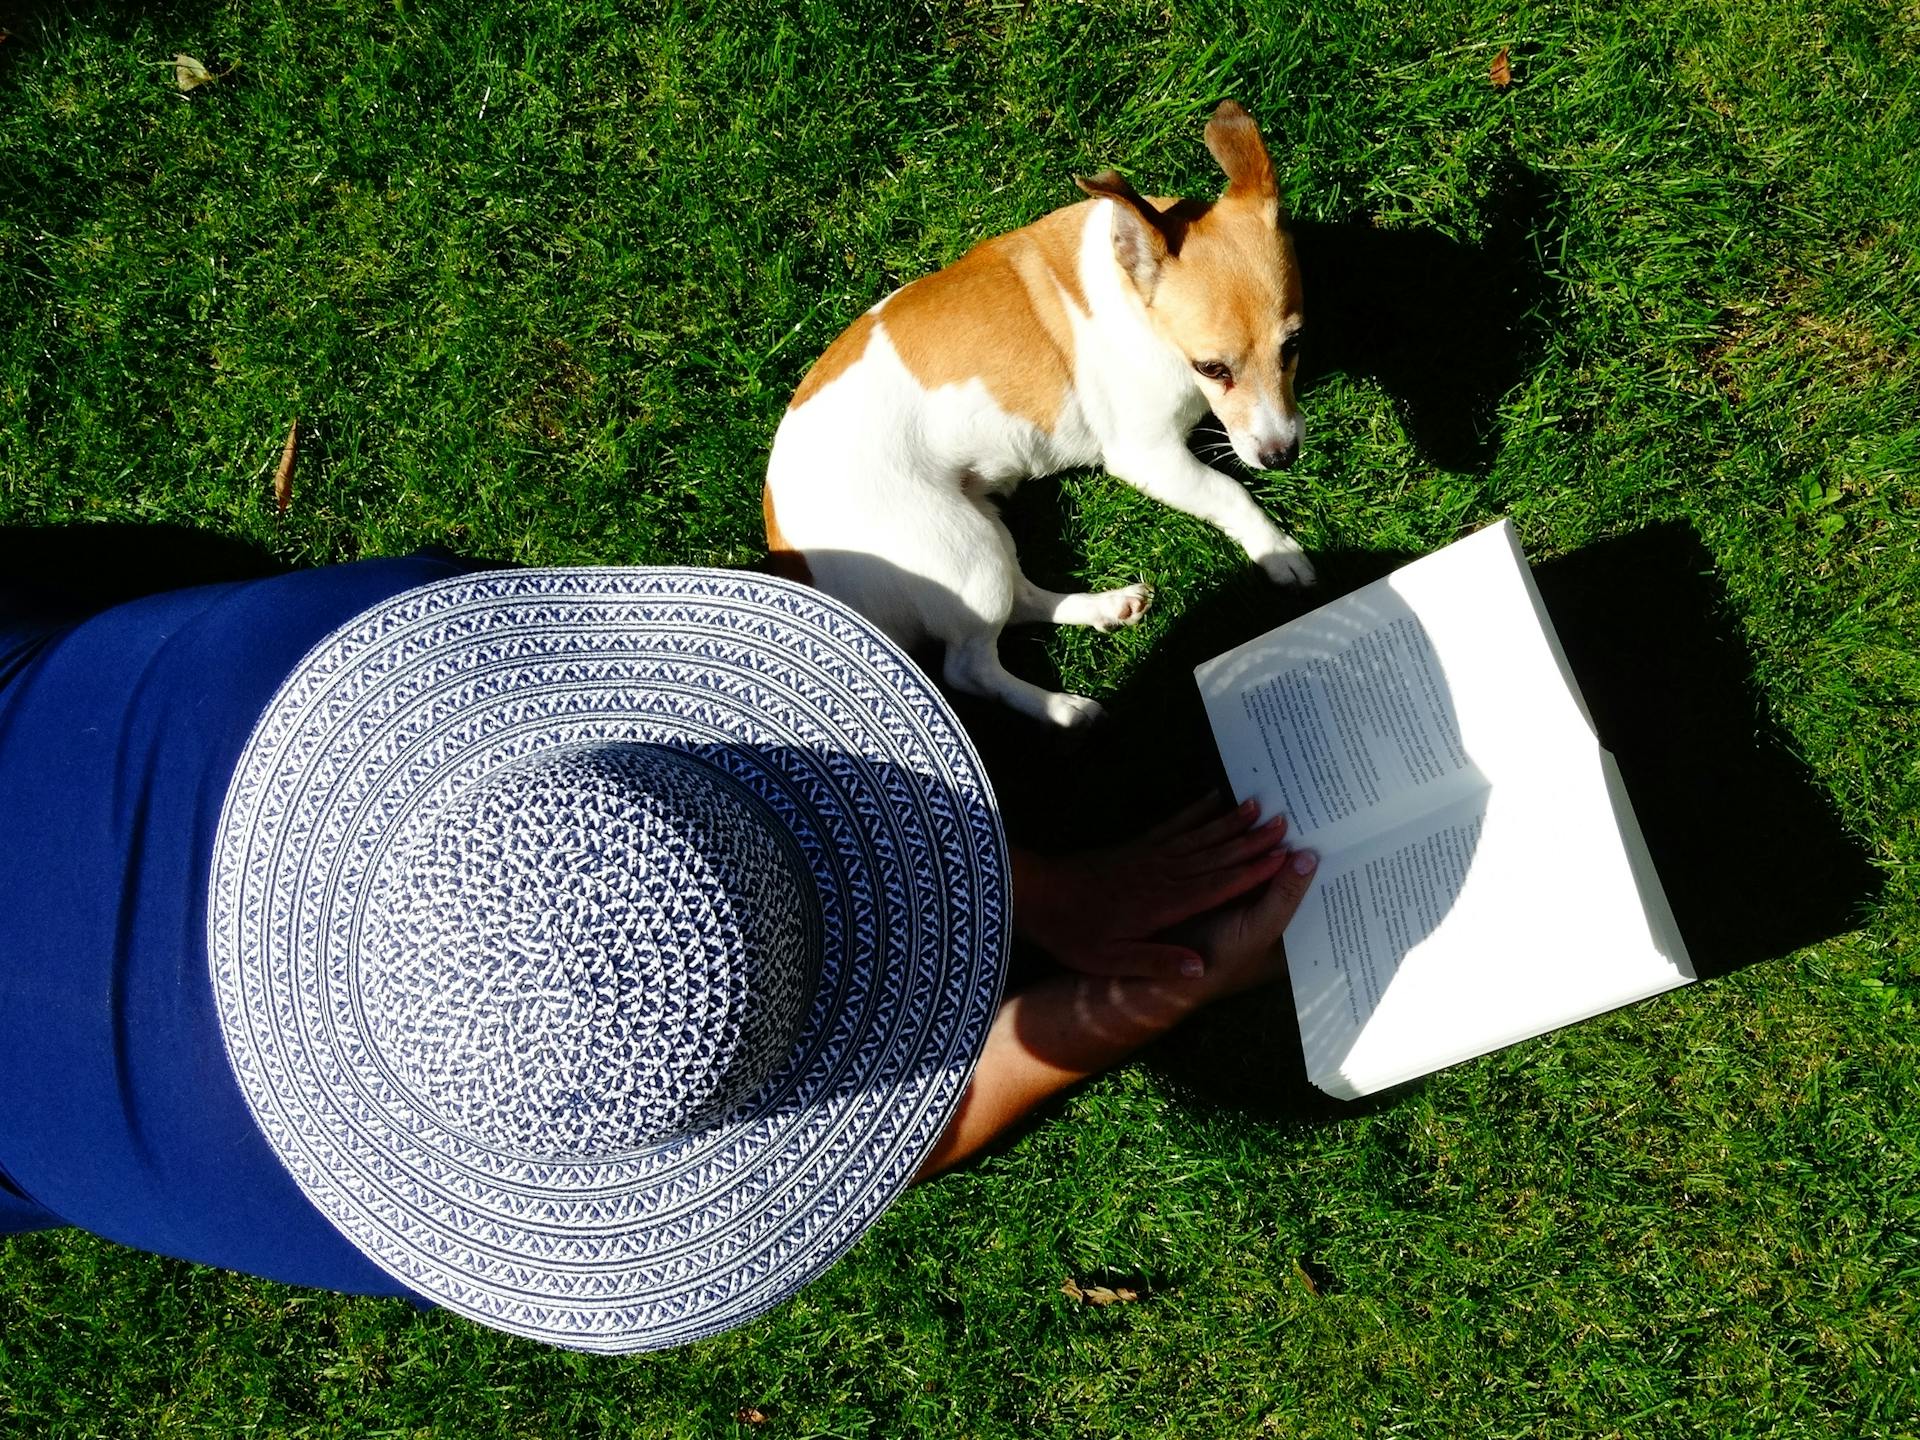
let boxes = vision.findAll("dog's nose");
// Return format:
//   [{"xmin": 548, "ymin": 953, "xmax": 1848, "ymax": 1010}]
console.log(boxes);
[{"xmin": 1258, "ymin": 441, "xmax": 1298, "ymax": 470}]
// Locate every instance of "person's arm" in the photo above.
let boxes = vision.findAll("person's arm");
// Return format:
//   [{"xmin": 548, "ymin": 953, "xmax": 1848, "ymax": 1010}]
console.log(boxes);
[{"xmin": 918, "ymin": 848, "xmax": 1318, "ymax": 1180}]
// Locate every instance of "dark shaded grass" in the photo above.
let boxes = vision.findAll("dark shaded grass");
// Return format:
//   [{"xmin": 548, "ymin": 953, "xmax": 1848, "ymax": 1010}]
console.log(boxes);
[{"xmin": 3, "ymin": 0, "xmax": 1918, "ymax": 1434}]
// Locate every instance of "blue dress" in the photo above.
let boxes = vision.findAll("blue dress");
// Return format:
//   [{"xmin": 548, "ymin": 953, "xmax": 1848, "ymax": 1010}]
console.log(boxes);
[{"xmin": 0, "ymin": 554, "xmax": 474, "ymax": 1294}]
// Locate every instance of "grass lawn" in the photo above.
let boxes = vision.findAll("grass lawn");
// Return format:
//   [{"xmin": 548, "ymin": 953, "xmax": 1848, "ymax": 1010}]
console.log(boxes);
[{"xmin": 3, "ymin": 0, "xmax": 1918, "ymax": 1434}]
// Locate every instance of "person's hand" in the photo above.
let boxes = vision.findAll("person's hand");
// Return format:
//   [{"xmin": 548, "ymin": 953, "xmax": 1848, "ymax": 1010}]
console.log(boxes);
[
  {"xmin": 918, "ymin": 830, "xmax": 1316, "ymax": 1181},
  {"xmin": 1014, "ymin": 794, "xmax": 1297, "ymax": 980},
  {"xmin": 1172, "ymin": 847, "xmax": 1319, "ymax": 1004}
]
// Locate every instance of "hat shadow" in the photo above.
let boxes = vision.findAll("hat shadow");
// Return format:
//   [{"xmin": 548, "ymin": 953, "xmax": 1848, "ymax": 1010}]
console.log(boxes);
[{"xmin": 490, "ymin": 736, "xmax": 1013, "ymax": 1132}]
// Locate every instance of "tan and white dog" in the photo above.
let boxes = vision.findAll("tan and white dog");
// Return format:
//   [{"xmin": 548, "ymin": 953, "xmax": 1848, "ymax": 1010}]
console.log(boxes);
[{"xmin": 764, "ymin": 101, "xmax": 1315, "ymax": 728}]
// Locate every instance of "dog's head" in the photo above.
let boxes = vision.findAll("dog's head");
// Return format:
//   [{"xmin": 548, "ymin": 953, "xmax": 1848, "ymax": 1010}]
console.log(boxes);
[{"xmin": 1078, "ymin": 102, "xmax": 1303, "ymax": 471}]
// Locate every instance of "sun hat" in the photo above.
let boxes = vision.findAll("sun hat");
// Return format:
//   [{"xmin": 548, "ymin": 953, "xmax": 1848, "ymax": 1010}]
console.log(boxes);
[{"xmin": 205, "ymin": 566, "xmax": 1007, "ymax": 1352}]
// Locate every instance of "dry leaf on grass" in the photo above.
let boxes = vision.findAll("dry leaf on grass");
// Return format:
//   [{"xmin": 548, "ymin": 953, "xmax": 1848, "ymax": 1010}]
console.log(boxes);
[
  {"xmin": 273, "ymin": 420, "xmax": 297, "ymax": 513},
  {"xmin": 1061, "ymin": 1277, "xmax": 1140, "ymax": 1306},
  {"xmin": 1490, "ymin": 48, "xmax": 1513, "ymax": 89},
  {"xmin": 735, "ymin": 1407, "xmax": 768, "ymax": 1425},
  {"xmin": 1292, "ymin": 1258, "xmax": 1321, "ymax": 1297},
  {"xmin": 174, "ymin": 53, "xmax": 216, "ymax": 90}
]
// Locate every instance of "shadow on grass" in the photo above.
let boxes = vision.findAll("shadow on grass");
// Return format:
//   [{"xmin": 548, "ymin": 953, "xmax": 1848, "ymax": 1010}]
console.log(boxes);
[
  {"xmin": 1290, "ymin": 158, "xmax": 1570, "ymax": 472},
  {"xmin": 6, "ymin": 518, "xmax": 1879, "ymax": 1132},
  {"xmin": 1530, "ymin": 525, "xmax": 1882, "ymax": 981},
  {"xmin": 959, "ymin": 522, "xmax": 1881, "ymax": 1124}
]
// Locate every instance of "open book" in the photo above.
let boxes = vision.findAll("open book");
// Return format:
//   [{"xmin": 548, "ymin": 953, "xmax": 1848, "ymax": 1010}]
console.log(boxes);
[{"xmin": 1195, "ymin": 521, "xmax": 1694, "ymax": 1098}]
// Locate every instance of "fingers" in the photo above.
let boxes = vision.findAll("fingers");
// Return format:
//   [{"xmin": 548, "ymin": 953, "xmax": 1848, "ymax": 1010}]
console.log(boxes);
[
  {"xmin": 1063, "ymin": 939, "xmax": 1207, "ymax": 981},
  {"xmin": 1161, "ymin": 844, "xmax": 1296, "ymax": 923},
  {"xmin": 1155, "ymin": 794, "xmax": 1265, "ymax": 856},
  {"xmin": 1173, "ymin": 812, "xmax": 1289, "ymax": 877},
  {"xmin": 1126, "ymin": 811, "xmax": 1297, "ymax": 935},
  {"xmin": 1246, "ymin": 849, "xmax": 1320, "ymax": 942}
]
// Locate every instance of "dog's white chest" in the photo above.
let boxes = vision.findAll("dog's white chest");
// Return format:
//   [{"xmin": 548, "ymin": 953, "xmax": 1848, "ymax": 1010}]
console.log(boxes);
[{"xmin": 969, "ymin": 391, "xmax": 1100, "ymax": 490}]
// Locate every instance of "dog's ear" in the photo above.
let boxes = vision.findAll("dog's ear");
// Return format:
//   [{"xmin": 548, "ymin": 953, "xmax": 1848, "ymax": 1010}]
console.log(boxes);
[
  {"xmin": 1076, "ymin": 169, "xmax": 1177, "ymax": 298},
  {"xmin": 1205, "ymin": 100, "xmax": 1280, "ymax": 216}
]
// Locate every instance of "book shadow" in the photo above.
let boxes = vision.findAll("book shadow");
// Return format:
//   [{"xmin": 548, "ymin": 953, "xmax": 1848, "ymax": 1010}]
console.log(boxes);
[
  {"xmin": 956, "ymin": 521, "xmax": 1881, "ymax": 1123},
  {"xmin": 1530, "ymin": 525, "xmax": 1881, "ymax": 981}
]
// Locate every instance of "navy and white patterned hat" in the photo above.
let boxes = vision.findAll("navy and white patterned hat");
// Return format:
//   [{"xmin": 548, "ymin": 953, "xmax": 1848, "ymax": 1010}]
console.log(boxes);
[{"xmin": 206, "ymin": 568, "xmax": 1007, "ymax": 1352}]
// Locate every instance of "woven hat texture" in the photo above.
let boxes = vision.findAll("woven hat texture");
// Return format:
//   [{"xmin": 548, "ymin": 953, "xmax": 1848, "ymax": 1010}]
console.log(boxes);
[{"xmin": 207, "ymin": 568, "xmax": 1006, "ymax": 1351}]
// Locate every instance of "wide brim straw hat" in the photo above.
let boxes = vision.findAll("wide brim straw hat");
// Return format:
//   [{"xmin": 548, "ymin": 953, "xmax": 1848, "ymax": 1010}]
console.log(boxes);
[{"xmin": 207, "ymin": 568, "xmax": 1007, "ymax": 1352}]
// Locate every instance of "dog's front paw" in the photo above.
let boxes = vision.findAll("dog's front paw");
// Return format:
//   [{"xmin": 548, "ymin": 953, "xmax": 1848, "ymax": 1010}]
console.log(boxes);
[
  {"xmin": 1092, "ymin": 582, "xmax": 1154, "ymax": 632},
  {"xmin": 1045, "ymin": 692, "xmax": 1108, "ymax": 730},
  {"xmin": 1258, "ymin": 546, "xmax": 1317, "ymax": 588}
]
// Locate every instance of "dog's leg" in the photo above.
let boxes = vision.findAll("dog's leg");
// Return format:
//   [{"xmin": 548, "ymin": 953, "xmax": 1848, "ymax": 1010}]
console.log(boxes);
[
  {"xmin": 942, "ymin": 634, "xmax": 1106, "ymax": 730},
  {"xmin": 1010, "ymin": 576, "xmax": 1153, "ymax": 632},
  {"xmin": 1106, "ymin": 442, "xmax": 1316, "ymax": 586},
  {"xmin": 878, "ymin": 486, "xmax": 1108, "ymax": 729}
]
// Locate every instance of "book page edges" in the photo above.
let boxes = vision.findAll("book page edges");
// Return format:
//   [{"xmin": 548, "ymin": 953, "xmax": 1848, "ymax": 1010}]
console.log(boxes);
[
  {"xmin": 1599, "ymin": 746, "xmax": 1696, "ymax": 980},
  {"xmin": 1312, "ymin": 962, "xmax": 1694, "ymax": 1098},
  {"xmin": 1501, "ymin": 521, "xmax": 1598, "ymax": 738}
]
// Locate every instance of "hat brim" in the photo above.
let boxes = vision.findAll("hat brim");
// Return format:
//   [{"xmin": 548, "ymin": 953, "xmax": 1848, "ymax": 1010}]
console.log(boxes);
[{"xmin": 209, "ymin": 568, "xmax": 1007, "ymax": 1351}]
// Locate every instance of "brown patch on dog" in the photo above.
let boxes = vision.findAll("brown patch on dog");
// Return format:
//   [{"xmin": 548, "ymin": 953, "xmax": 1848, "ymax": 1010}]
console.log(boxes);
[
  {"xmin": 1172, "ymin": 196, "xmax": 1301, "ymax": 320},
  {"xmin": 789, "ymin": 308, "xmax": 878, "ymax": 411},
  {"xmin": 1139, "ymin": 186, "xmax": 1303, "ymax": 433},
  {"xmin": 762, "ymin": 482, "xmax": 814, "ymax": 584},
  {"xmin": 876, "ymin": 204, "xmax": 1092, "ymax": 434},
  {"xmin": 1204, "ymin": 100, "xmax": 1279, "ymax": 203}
]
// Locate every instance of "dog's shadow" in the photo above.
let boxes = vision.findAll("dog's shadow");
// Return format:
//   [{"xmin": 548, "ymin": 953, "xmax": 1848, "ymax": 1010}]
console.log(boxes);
[
  {"xmin": 1289, "ymin": 158, "xmax": 1568, "ymax": 473},
  {"xmin": 957, "ymin": 524, "xmax": 1881, "ymax": 1124}
]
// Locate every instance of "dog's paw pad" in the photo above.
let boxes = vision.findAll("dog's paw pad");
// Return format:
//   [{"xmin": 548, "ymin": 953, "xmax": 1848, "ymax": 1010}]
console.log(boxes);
[{"xmin": 1094, "ymin": 582, "xmax": 1154, "ymax": 631}]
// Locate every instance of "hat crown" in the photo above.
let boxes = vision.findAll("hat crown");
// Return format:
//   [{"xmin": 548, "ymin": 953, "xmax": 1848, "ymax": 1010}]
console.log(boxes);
[{"xmin": 360, "ymin": 743, "xmax": 817, "ymax": 1160}]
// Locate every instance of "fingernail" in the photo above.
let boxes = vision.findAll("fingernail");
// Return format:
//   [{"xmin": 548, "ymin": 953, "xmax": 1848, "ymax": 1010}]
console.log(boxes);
[
  {"xmin": 1181, "ymin": 957, "xmax": 1205, "ymax": 978},
  {"xmin": 1291, "ymin": 850, "xmax": 1318, "ymax": 875}
]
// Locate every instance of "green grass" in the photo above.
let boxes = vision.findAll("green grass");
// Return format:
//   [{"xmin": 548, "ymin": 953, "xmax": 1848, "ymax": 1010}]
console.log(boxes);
[{"xmin": 3, "ymin": 0, "xmax": 1918, "ymax": 1434}]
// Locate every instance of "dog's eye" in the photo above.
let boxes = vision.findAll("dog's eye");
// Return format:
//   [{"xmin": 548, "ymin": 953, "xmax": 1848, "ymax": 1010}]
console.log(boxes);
[
  {"xmin": 1281, "ymin": 335, "xmax": 1302, "ymax": 365},
  {"xmin": 1193, "ymin": 360, "xmax": 1232, "ymax": 384}
]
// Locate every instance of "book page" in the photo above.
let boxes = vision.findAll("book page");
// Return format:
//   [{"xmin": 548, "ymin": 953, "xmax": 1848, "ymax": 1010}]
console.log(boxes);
[
  {"xmin": 1197, "ymin": 523, "xmax": 1594, "ymax": 852},
  {"xmin": 1290, "ymin": 789, "xmax": 1491, "ymax": 1084},
  {"xmin": 1287, "ymin": 746, "xmax": 1694, "ymax": 1099},
  {"xmin": 1599, "ymin": 748, "xmax": 1693, "ymax": 976},
  {"xmin": 1196, "ymin": 591, "xmax": 1485, "ymax": 854}
]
